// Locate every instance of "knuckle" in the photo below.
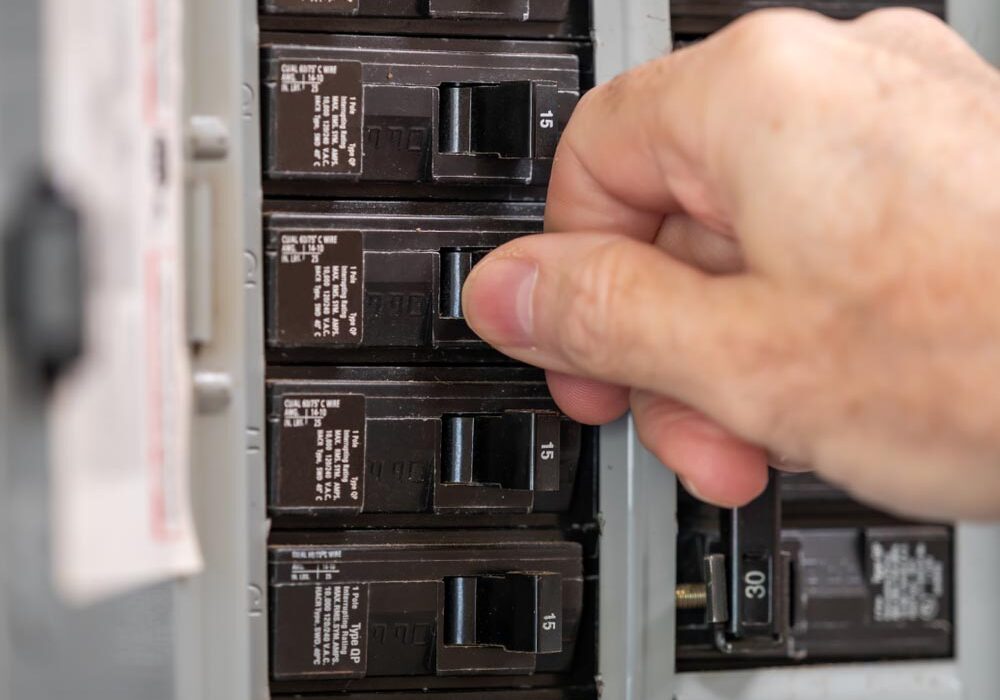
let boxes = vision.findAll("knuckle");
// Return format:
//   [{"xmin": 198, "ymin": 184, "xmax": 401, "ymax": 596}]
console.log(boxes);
[
  {"xmin": 720, "ymin": 10, "xmax": 829, "ymax": 88},
  {"xmin": 560, "ymin": 82, "xmax": 615, "ymax": 152},
  {"xmin": 553, "ymin": 241, "xmax": 637, "ymax": 373},
  {"xmin": 724, "ymin": 8, "xmax": 813, "ymax": 48},
  {"xmin": 571, "ymin": 82, "xmax": 603, "ymax": 115},
  {"xmin": 571, "ymin": 52, "xmax": 671, "ymax": 122},
  {"xmin": 858, "ymin": 6, "xmax": 946, "ymax": 32},
  {"xmin": 571, "ymin": 64, "xmax": 642, "ymax": 124}
]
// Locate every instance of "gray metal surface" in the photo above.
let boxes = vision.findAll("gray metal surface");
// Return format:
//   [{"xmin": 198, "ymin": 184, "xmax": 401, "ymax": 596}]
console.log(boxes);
[
  {"xmin": 593, "ymin": 4, "xmax": 676, "ymax": 699},
  {"xmin": 674, "ymin": 661, "xmax": 962, "ymax": 700},
  {"xmin": 174, "ymin": 0, "xmax": 265, "ymax": 698},
  {"xmin": 0, "ymin": 0, "xmax": 39, "ymax": 688},
  {"xmin": 956, "ymin": 525, "xmax": 1000, "ymax": 700},
  {"xmin": 593, "ymin": 0, "xmax": 672, "ymax": 83},
  {"xmin": 241, "ymin": 0, "xmax": 271, "ymax": 695},
  {"xmin": 598, "ymin": 417, "xmax": 679, "ymax": 700},
  {"xmin": 949, "ymin": 0, "xmax": 1000, "ymax": 65}
]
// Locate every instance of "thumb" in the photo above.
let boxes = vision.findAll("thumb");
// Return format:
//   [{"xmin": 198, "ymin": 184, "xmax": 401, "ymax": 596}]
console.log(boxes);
[{"xmin": 462, "ymin": 232, "xmax": 782, "ymax": 436}]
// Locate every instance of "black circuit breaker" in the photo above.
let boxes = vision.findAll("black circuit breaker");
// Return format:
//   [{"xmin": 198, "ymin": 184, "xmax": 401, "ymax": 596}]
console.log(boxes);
[
  {"xmin": 718, "ymin": 475, "xmax": 784, "ymax": 653},
  {"xmin": 264, "ymin": 200, "xmax": 545, "ymax": 363},
  {"xmin": 269, "ymin": 531, "xmax": 583, "ymax": 686},
  {"xmin": 261, "ymin": 0, "xmax": 573, "ymax": 22},
  {"xmin": 261, "ymin": 34, "xmax": 583, "ymax": 199},
  {"xmin": 676, "ymin": 472, "xmax": 954, "ymax": 669},
  {"xmin": 267, "ymin": 368, "xmax": 589, "ymax": 517},
  {"xmin": 258, "ymin": 4, "xmax": 598, "ymax": 698},
  {"xmin": 319, "ymin": 693, "xmax": 594, "ymax": 700},
  {"xmin": 257, "ymin": 1, "xmax": 592, "ymax": 40}
]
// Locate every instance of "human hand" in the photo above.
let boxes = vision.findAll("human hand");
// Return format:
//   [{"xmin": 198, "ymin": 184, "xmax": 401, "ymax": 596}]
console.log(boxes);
[{"xmin": 462, "ymin": 8, "xmax": 1000, "ymax": 520}]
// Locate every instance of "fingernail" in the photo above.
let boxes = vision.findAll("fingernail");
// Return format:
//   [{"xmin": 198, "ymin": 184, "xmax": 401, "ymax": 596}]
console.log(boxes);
[
  {"xmin": 462, "ymin": 257, "xmax": 538, "ymax": 348},
  {"xmin": 678, "ymin": 476, "xmax": 705, "ymax": 501}
]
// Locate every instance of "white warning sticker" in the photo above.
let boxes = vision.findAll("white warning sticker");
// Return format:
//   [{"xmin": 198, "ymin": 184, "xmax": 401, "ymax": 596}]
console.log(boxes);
[
  {"xmin": 45, "ymin": 0, "xmax": 201, "ymax": 603},
  {"xmin": 869, "ymin": 539, "xmax": 946, "ymax": 623}
]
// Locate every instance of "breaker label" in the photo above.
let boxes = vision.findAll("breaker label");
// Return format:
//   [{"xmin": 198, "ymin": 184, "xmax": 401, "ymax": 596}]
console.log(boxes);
[
  {"xmin": 311, "ymin": 583, "xmax": 369, "ymax": 675},
  {"xmin": 275, "ymin": 231, "xmax": 363, "ymax": 346},
  {"xmin": 273, "ymin": 580, "xmax": 369, "ymax": 679},
  {"xmin": 275, "ymin": 60, "xmax": 363, "ymax": 175},
  {"xmin": 868, "ymin": 537, "xmax": 947, "ymax": 624},
  {"xmin": 265, "ymin": 0, "xmax": 360, "ymax": 14},
  {"xmin": 278, "ymin": 395, "xmax": 366, "ymax": 511}
]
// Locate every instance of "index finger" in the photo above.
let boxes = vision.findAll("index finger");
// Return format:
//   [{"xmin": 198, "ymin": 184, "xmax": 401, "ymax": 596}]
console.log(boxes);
[
  {"xmin": 540, "ymin": 30, "xmax": 729, "ymax": 423},
  {"xmin": 544, "ymin": 43, "xmax": 719, "ymax": 237},
  {"xmin": 540, "ymin": 29, "xmax": 726, "ymax": 424}
]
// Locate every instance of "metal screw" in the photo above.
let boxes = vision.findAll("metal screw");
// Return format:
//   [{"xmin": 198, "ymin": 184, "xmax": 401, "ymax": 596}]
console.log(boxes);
[{"xmin": 675, "ymin": 583, "xmax": 708, "ymax": 610}]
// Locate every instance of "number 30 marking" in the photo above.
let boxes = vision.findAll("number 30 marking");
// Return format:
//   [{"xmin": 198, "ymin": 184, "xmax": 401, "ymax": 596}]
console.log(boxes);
[{"xmin": 744, "ymin": 570, "xmax": 767, "ymax": 600}]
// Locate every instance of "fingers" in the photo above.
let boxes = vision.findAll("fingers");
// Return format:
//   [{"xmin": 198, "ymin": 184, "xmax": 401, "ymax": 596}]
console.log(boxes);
[
  {"xmin": 631, "ymin": 390, "xmax": 769, "ymax": 507},
  {"xmin": 545, "ymin": 141, "xmax": 668, "ymax": 239},
  {"xmin": 545, "ymin": 8, "xmax": 838, "ymax": 246},
  {"xmin": 462, "ymin": 231, "xmax": 782, "ymax": 428},
  {"xmin": 769, "ymin": 453, "xmax": 814, "ymax": 473},
  {"xmin": 544, "ymin": 44, "xmax": 722, "ymax": 240},
  {"xmin": 654, "ymin": 214, "xmax": 745, "ymax": 275},
  {"xmin": 545, "ymin": 371, "xmax": 630, "ymax": 425},
  {"xmin": 547, "ymin": 213, "xmax": 746, "ymax": 423}
]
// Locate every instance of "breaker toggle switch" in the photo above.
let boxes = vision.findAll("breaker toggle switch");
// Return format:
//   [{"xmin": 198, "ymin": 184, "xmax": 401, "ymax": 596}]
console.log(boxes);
[
  {"xmin": 714, "ymin": 469, "xmax": 792, "ymax": 655},
  {"xmin": 442, "ymin": 411, "xmax": 562, "ymax": 493},
  {"xmin": 440, "ymin": 81, "xmax": 560, "ymax": 160},
  {"xmin": 440, "ymin": 248, "xmax": 489, "ymax": 320},
  {"xmin": 445, "ymin": 573, "xmax": 563, "ymax": 654},
  {"xmin": 427, "ymin": 0, "xmax": 571, "ymax": 22},
  {"xmin": 440, "ymin": 81, "xmax": 533, "ymax": 158}
]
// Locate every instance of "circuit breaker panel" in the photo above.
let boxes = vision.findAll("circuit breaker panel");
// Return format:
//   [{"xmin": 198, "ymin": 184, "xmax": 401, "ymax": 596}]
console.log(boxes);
[
  {"xmin": 255, "ymin": 1, "xmax": 956, "ymax": 698},
  {"xmin": 256, "ymin": 4, "xmax": 599, "ymax": 697}
]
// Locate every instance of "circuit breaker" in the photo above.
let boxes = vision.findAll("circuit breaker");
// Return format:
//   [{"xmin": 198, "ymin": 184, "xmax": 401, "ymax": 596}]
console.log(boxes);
[{"xmin": 675, "ymin": 473, "xmax": 953, "ymax": 669}]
